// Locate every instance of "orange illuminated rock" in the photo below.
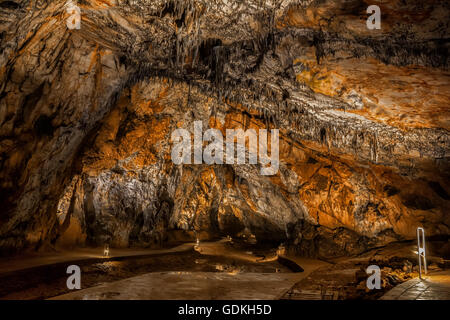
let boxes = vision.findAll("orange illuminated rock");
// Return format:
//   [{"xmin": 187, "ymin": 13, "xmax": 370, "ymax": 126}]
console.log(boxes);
[{"xmin": 0, "ymin": 0, "xmax": 448, "ymax": 257}]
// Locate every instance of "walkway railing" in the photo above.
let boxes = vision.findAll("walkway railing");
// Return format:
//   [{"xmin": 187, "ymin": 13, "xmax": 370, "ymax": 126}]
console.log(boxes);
[{"xmin": 417, "ymin": 227, "xmax": 427, "ymax": 279}]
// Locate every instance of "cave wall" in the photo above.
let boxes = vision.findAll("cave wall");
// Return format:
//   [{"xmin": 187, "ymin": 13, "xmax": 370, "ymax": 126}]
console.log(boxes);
[
  {"xmin": 0, "ymin": 0, "xmax": 449, "ymax": 257},
  {"xmin": 53, "ymin": 79, "xmax": 449, "ymax": 258}
]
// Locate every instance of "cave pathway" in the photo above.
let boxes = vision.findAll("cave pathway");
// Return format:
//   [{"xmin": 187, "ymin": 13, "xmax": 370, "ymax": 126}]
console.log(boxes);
[
  {"xmin": 0, "ymin": 243, "xmax": 194, "ymax": 274},
  {"xmin": 48, "ymin": 241, "xmax": 328, "ymax": 300},
  {"xmin": 380, "ymin": 270, "xmax": 450, "ymax": 300}
]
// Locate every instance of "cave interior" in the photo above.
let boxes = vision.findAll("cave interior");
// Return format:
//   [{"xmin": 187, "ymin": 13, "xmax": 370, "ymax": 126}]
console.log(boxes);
[{"xmin": 0, "ymin": 0, "xmax": 449, "ymax": 300}]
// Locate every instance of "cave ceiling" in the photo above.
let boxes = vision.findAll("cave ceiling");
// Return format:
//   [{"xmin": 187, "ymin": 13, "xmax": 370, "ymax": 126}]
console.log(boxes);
[{"xmin": 0, "ymin": 0, "xmax": 449, "ymax": 256}]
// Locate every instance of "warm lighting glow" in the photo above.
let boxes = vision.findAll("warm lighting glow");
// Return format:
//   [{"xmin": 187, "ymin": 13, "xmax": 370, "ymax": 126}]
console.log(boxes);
[
  {"xmin": 194, "ymin": 238, "xmax": 200, "ymax": 252},
  {"xmin": 276, "ymin": 244, "xmax": 286, "ymax": 256},
  {"xmin": 103, "ymin": 244, "xmax": 110, "ymax": 257}
]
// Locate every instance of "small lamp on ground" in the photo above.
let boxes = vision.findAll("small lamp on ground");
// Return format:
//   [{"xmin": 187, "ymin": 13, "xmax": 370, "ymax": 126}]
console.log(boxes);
[
  {"xmin": 194, "ymin": 238, "xmax": 200, "ymax": 252},
  {"xmin": 103, "ymin": 244, "xmax": 110, "ymax": 257}
]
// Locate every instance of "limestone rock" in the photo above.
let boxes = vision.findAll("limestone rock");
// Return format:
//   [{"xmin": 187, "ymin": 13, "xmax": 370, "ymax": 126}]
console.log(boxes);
[{"xmin": 0, "ymin": 0, "xmax": 448, "ymax": 256}]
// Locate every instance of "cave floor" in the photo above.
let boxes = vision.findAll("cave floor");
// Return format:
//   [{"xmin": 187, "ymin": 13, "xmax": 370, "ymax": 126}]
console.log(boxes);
[
  {"xmin": 0, "ymin": 239, "xmax": 328, "ymax": 300},
  {"xmin": 50, "ymin": 272, "xmax": 306, "ymax": 300},
  {"xmin": 380, "ymin": 270, "xmax": 450, "ymax": 300},
  {"xmin": 49, "ymin": 241, "xmax": 327, "ymax": 300},
  {"xmin": 4, "ymin": 240, "xmax": 448, "ymax": 300}
]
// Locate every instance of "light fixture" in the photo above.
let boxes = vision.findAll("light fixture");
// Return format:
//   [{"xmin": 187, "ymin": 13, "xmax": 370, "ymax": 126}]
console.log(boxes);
[
  {"xmin": 103, "ymin": 244, "xmax": 110, "ymax": 257},
  {"xmin": 194, "ymin": 238, "xmax": 200, "ymax": 251},
  {"xmin": 276, "ymin": 243, "xmax": 286, "ymax": 257}
]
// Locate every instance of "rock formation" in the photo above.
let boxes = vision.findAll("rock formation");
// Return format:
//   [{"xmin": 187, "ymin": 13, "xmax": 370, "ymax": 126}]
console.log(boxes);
[{"xmin": 0, "ymin": 0, "xmax": 449, "ymax": 257}]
